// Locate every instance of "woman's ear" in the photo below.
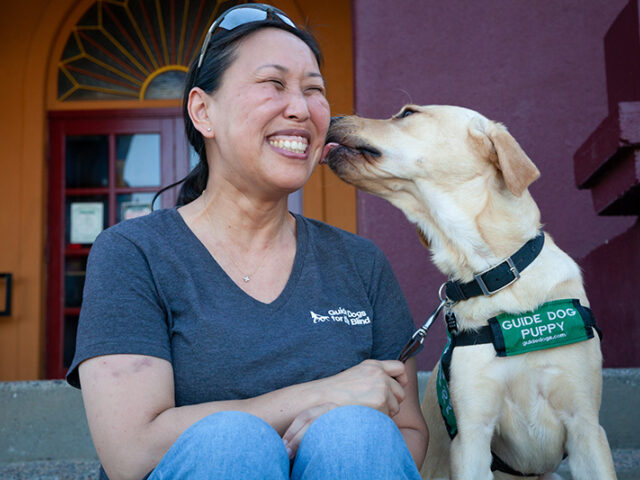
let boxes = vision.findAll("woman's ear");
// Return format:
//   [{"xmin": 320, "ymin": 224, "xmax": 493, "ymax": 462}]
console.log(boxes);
[{"xmin": 187, "ymin": 87, "xmax": 215, "ymax": 138}]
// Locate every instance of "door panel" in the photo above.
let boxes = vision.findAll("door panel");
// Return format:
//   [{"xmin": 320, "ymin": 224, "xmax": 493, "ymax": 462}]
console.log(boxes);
[
  {"xmin": 47, "ymin": 109, "xmax": 183, "ymax": 378},
  {"xmin": 46, "ymin": 107, "xmax": 308, "ymax": 378}
]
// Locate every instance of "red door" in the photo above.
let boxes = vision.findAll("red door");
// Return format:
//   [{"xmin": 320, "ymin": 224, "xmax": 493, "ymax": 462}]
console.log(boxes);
[{"xmin": 46, "ymin": 108, "xmax": 191, "ymax": 379}]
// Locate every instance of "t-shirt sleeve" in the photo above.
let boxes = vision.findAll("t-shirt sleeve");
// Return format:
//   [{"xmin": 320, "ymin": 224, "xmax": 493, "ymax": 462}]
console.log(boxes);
[
  {"xmin": 368, "ymin": 247, "xmax": 416, "ymax": 361},
  {"xmin": 66, "ymin": 229, "xmax": 171, "ymax": 388}
]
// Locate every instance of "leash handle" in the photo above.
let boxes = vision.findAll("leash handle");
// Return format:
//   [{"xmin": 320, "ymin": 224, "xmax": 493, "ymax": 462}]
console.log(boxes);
[{"xmin": 398, "ymin": 298, "xmax": 447, "ymax": 362}]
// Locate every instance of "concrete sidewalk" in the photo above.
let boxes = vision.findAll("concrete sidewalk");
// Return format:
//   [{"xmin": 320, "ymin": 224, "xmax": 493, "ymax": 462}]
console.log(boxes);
[{"xmin": 1, "ymin": 369, "xmax": 639, "ymax": 479}]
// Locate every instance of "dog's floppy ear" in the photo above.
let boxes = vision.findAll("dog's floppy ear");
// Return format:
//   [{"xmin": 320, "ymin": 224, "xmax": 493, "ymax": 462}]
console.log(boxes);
[
  {"xmin": 470, "ymin": 117, "xmax": 540, "ymax": 196},
  {"xmin": 485, "ymin": 121, "xmax": 540, "ymax": 197}
]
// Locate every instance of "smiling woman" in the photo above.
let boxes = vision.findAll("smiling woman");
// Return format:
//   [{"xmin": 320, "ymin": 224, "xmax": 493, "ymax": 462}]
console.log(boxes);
[{"xmin": 65, "ymin": 4, "xmax": 428, "ymax": 480}]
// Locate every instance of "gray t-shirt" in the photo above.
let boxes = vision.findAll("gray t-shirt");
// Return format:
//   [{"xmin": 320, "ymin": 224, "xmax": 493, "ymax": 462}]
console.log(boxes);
[{"xmin": 67, "ymin": 209, "xmax": 415, "ymax": 407}]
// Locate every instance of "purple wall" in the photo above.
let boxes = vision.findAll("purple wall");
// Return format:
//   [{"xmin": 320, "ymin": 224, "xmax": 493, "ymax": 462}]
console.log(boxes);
[{"xmin": 350, "ymin": 0, "xmax": 635, "ymax": 370}]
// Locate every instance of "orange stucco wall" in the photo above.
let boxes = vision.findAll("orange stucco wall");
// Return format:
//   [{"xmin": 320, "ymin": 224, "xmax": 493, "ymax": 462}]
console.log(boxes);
[
  {"xmin": 0, "ymin": 0, "xmax": 71, "ymax": 380},
  {"xmin": 0, "ymin": 0, "xmax": 354, "ymax": 380}
]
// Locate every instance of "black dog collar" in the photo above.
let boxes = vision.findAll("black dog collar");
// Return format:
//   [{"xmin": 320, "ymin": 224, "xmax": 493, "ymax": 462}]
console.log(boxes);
[{"xmin": 445, "ymin": 233, "xmax": 545, "ymax": 302}]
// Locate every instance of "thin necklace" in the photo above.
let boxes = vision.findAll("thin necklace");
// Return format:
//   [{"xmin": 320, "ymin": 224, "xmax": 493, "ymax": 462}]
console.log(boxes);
[{"xmin": 201, "ymin": 190, "xmax": 271, "ymax": 283}]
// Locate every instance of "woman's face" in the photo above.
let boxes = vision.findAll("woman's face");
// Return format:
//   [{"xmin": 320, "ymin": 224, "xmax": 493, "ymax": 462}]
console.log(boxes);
[{"xmin": 205, "ymin": 27, "xmax": 330, "ymax": 198}]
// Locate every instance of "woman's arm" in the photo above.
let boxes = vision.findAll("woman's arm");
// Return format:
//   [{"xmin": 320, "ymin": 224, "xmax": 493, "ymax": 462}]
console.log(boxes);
[
  {"xmin": 80, "ymin": 354, "xmax": 407, "ymax": 480},
  {"xmin": 391, "ymin": 357, "xmax": 429, "ymax": 468}
]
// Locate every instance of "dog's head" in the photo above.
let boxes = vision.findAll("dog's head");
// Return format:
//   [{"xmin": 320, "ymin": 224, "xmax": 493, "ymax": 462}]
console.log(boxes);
[
  {"xmin": 324, "ymin": 105, "xmax": 541, "ymax": 272},
  {"xmin": 325, "ymin": 104, "xmax": 539, "ymax": 198}
]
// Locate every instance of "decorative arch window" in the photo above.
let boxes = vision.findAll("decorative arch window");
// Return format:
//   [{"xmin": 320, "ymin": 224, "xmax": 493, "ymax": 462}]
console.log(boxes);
[{"xmin": 57, "ymin": 0, "xmax": 244, "ymax": 101}]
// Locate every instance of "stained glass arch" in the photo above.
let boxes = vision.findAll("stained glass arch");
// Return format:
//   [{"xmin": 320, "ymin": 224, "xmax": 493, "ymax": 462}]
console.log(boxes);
[{"xmin": 58, "ymin": 0, "xmax": 242, "ymax": 101}]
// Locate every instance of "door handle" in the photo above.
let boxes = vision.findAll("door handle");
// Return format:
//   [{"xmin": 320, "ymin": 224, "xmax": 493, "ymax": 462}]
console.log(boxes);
[{"xmin": 0, "ymin": 273, "xmax": 12, "ymax": 317}]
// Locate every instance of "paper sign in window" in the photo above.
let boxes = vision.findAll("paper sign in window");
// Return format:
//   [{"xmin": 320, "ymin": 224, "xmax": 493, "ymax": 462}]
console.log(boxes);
[
  {"xmin": 121, "ymin": 202, "xmax": 151, "ymax": 221},
  {"xmin": 70, "ymin": 202, "xmax": 103, "ymax": 244}
]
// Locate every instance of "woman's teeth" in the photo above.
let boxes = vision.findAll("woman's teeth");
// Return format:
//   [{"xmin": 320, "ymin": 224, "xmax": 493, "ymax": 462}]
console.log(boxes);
[{"xmin": 269, "ymin": 136, "xmax": 308, "ymax": 154}]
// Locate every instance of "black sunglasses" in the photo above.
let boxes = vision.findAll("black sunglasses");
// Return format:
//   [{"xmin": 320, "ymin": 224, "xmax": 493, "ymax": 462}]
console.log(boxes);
[{"xmin": 197, "ymin": 3, "xmax": 297, "ymax": 69}]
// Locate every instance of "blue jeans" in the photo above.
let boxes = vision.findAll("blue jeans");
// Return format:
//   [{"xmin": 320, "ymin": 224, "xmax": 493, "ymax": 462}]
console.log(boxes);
[{"xmin": 148, "ymin": 405, "xmax": 422, "ymax": 479}]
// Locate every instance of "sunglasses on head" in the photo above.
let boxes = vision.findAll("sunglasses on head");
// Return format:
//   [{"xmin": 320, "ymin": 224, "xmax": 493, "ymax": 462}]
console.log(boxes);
[{"xmin": 197, "ymin": 3, "xmax": 297, "ymax": 69}]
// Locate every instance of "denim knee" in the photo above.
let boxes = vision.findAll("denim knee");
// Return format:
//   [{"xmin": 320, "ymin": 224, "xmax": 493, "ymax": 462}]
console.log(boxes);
[
  {"xmin": 297, "ymin": 405, "xmax": 399, "ymax": 454},
  {"xmin": 292, "ymin": 405, "xmax": 421, "ymax": 480},
  {"xmin": 150, "ymin": 411, "xmax": 289, "ymax": 480}
]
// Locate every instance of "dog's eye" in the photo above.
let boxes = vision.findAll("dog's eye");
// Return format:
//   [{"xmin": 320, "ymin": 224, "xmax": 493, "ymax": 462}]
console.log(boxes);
[{"xmin": 398, "ymin": 108, "xmax": 417, "ymax": 119}]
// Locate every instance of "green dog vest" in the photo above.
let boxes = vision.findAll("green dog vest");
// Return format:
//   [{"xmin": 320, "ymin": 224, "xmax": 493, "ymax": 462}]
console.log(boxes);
[{"xmin": 436, "ymin": 298, "xmax": 599, "ymax": 439}]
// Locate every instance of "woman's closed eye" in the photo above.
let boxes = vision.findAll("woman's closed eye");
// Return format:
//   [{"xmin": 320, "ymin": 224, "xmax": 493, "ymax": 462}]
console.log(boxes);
[
  {"xmin": 265, "ymin": 78, "xmax": 285, "ymax": 89},
  {"xmin": 304, "ymin": 84, "xmax": 326, "ymax": 95}
]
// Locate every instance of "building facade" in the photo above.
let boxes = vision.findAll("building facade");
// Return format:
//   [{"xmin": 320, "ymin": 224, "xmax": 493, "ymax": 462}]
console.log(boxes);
[{"xmin": 0, "ymin": 0, "xmax": 637, "ymax": 380}]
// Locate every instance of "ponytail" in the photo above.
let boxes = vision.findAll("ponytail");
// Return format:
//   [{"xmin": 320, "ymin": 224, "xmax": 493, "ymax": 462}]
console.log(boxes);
[{"xmin": 176, "ymin": 158, "xmax": 209, "ymax": 206}]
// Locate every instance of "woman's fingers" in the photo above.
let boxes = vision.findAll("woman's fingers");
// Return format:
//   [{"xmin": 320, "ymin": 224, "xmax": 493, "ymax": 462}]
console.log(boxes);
[
  {"xmin": 282, "ymin": 402, "xmax": 338, "ymax": 459},
  {"xmin": 387, "ymin": 376, "xmax": 405, "ymax": 416},
  {"xmin": 315, "ymin": 359, "xmax": 407, "ymax": 416},
  {"xmin": 360, "ymin": 360, "xmax": 407, "ymax": 411},
  {"xmin": 379, "ymin": 359, "xmax": 409, "ymax": 387}
]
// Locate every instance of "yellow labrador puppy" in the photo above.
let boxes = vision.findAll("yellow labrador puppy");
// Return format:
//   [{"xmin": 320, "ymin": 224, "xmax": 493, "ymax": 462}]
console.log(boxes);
[{"xmin": 323, "ymin": 105, "xmax": 616, "ymax": 480}]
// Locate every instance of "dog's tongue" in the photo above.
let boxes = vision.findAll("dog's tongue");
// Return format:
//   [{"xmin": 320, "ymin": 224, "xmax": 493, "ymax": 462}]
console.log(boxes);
[{"xmin": 320, "ymin": 142, "xmax": 339, "ymax": 164}]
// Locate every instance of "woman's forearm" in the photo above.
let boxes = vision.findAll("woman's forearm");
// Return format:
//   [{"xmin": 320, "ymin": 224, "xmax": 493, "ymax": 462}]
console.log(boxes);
[
  {"xmin": 98, "ymin": 380, "xmax": 326, "ymax": 480},
  {"xmin": 400, "ymin": 426, "xmax": 429, "ymax": 470}
]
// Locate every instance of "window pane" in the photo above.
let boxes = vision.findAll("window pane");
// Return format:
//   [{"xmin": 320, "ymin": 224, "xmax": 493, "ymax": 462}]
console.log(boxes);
[
  {"xmin": 65, "ymin": 196, "xmax": 108, "ymax": 246},
  {"xmin": 65, "ymin": 256, "xmax": 87, "ymax": 308},
  {"xmin": 63, "ymin": 314, "xmax": 79, "ymax": 368},
  {"xmin": 57, "ymin": 0, "xmax": 219, "ymax": 101},
  {"xmin": 66, "ymin": 135, "xmax": 108, "ymax": 188},
  {"xmin": 117, "ymin": 193, "xmax": 155, "ymax": 222},
  {"xmin": 116, "ymin": 134, "xmax": 161, "ymax": 187}
]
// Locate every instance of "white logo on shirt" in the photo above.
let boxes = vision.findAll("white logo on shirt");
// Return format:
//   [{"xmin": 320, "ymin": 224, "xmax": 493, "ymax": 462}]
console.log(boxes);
[{"xmin": 310, "ymin": 308, "xmax": 371, "ymax": 326}]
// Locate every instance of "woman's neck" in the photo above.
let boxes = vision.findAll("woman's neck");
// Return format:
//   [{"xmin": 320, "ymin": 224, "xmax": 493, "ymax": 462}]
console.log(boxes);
[
  {"xmin": 202, "ymin": 187, "xmax": 292, "ymax": 245},
  {"xmin": 179, "ymin": 168, "xmax": 295, "ymax": 250}
]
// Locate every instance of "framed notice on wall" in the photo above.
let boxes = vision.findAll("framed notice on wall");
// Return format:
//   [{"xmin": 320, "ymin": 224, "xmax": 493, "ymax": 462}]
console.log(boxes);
[
  {"xmin": 121, "ymin": 202, "xmax": 151, "ymax": 221},
  {"xmin": 70, "ymin": 202, "xmax": 103, "ymax": 244}
]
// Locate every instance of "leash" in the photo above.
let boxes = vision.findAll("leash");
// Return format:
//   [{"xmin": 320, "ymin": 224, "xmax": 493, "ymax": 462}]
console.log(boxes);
[{"xmin": 398, "ymin": 284, "xmax": 456, "ymax": 363}]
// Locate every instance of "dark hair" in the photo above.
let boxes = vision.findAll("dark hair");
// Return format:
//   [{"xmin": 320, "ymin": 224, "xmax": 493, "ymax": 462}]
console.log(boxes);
[{"xmin": 152, "ymin": 14, "xmax": 323, "ymax": 208}]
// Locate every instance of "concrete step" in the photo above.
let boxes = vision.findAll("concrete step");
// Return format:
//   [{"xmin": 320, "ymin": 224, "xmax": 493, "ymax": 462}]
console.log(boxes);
[
  {"xmin": 556, "ymin": 449, "xmax": 640, "ymax": 479},
  {"xmin": 0, "ymin": 450, "xmax": 637, "ymax": 480},
  {"xmin": 0, "ymin": 460, "xmax": 100, "ymax": 480},
  {"xmin": 0, "ymin": 369, "xmax": 638, "ymax": 479}
]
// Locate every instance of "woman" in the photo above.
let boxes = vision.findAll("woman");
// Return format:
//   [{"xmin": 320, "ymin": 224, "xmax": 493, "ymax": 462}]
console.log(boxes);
[{"xmin": 67, "ymin": 4, "xmax": 428, "ymax": 479}]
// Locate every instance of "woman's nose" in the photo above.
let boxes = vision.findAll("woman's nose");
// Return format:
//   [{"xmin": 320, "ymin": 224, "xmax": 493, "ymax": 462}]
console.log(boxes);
[{"xmin": 284, "ymin": 91, "xmax": 310, "ymax": 121}]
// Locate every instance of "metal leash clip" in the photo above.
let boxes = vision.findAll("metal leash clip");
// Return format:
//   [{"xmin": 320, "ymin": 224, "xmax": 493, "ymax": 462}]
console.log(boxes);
[{"xmin": 398, "ymin": 283, "xmax": 455, "ymax": 362}]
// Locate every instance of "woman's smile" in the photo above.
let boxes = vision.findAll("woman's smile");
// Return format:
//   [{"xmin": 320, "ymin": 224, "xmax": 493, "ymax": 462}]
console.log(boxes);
[{"xmin": 267, "ymin": 130, "xmax": 310, "ymax": 158}]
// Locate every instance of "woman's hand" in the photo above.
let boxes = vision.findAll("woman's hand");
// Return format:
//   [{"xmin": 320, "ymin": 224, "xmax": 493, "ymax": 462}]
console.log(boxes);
[
  {"xmin": 318, "ymin": 359, "xmax": 408, "ymax": 417},
  {"xmin": 282, "ymin": 402, "xmax": 338, "ymax": 459},
  {"xmin": 282, "ymin": 359, "xmax": 412, "ymax": 460}
]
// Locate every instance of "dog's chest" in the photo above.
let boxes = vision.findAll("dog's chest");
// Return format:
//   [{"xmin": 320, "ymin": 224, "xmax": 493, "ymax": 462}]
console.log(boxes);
[{"xmin": 451, "ymin": 345, "xmax": 569, "ymax": 418}]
